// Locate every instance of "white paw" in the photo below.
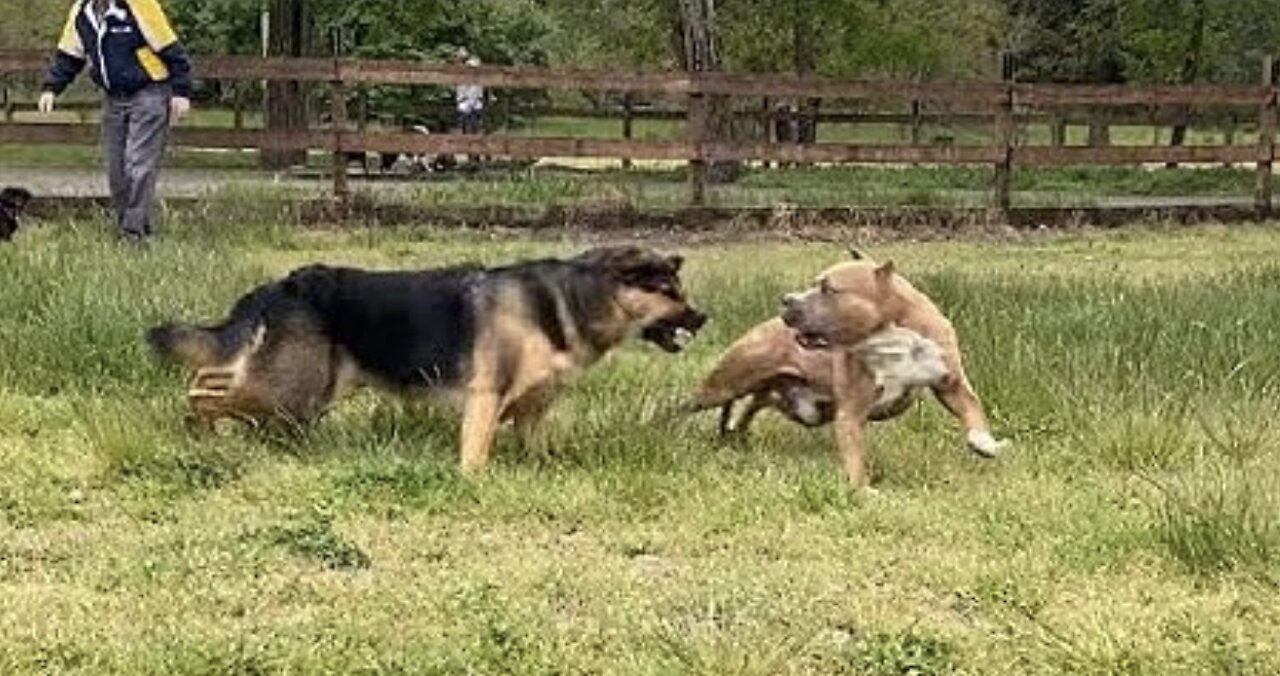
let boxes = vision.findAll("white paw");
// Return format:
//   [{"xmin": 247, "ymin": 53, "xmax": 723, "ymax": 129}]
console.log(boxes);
[{"xmin": 966, "ymin": 429, "xmax": 1008, "ymax": 458}]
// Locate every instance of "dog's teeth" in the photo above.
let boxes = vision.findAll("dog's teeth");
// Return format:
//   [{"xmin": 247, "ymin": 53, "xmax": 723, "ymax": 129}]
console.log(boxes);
[{"xmin": 674, "ymin": 328, "xmax": 694, "ymax": 347}]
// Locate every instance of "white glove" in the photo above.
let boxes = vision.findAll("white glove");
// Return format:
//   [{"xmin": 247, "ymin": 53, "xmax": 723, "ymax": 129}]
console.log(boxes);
[
  {"xmin": 169, "ymin": 96, "xmax": 191, "ymax": 121},
  {"xmin": 37, "ymin": 91, "xmax": 56, "ymax": 114}
]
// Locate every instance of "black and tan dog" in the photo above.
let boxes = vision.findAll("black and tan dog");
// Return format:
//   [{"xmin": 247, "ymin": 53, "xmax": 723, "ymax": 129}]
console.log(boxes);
[
  {"xmin": 689, "ymin": 251, "xmax": 1004, "ymax": 487},
  {"xmin": 1, "ymin": 186, "xmax": 33, "ymax": 241},
  {"xmin": 147, "ymin": 246, "xmax": 707, "ymax": 474}
]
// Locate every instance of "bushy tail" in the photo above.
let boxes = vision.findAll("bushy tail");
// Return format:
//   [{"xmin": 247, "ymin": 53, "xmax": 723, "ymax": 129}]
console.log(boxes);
[{"xmin": 146, "ymin": 320, "xmax": 259, "ymax": 370}]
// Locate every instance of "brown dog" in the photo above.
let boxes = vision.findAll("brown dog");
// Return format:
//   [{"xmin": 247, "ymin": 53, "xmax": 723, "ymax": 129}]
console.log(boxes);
[{"xmin": 690, "ymin": 251, "xmax": 1004, "ymax": 486}]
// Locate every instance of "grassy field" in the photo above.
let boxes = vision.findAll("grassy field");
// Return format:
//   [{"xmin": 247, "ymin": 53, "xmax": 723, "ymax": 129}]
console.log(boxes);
[
  {"xmin": 3, "ymin": 105, "xmax": 1273, "ymax": 209},
  {"xmin": 348, "ymin": 165, "xmax": 1267, "ymax": 211},
  {"xmin": 2, "ymin": 218, "xmax": 1280, "ymax": 674},
  {"xmin": 1, "ymin": 107, "xmax": 1272, "ymax": 209}
]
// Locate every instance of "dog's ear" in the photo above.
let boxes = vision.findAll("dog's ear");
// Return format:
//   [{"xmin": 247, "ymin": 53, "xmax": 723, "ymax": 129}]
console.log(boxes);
[
  {"xmin": 875, "ymin": 261, "xmax": 895, "ymax": 281},
  {"xmin": 579, "ymin": 246, "xmax": 675, "ymax": 281}
]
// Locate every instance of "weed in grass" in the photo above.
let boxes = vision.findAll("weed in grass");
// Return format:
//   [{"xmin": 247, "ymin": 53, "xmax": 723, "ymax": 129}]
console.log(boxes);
[
  {"xmin": 1146, "ymin": 466, "xmax": 1279, "ymax": 579},
  {"xmin": 82, "ymin": 402, "xmax": 245, "ymax": 493},
  {"xmin": 965, "ymin": 576, "xmax": 1048, "ymax": 619},
  {"xmin": 836, "ymin": 629, "xmax": 958, "ymax": 676},
  {"xmin": 264, "ymin": 510, "xmax": 371, "ymax": 571},
  {"xmin": 1092, "ymin": 408, "xmax": 1194, "ymax": 473},
  {"xmin": 136, "ymin": 638, "xmax": 280, "ymax": 676},
  {"xmin": 443, "ymin": 581, "xmax": 561, "ymax": 674},
  {"xmin": 1198, "ymin": 631, "xmax": 1279, "ymax": 675},
  {"xmin": 334, "ymin": 459, "xmax": 476, "ymax": 516}
]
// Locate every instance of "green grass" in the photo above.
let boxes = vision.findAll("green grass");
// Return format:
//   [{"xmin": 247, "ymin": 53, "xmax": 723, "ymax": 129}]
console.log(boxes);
[
  {"xmin": 3, "ymin": 108, "xmax": 1273, "ymax": 210},
  {"xmin": 2, "ymin": 218, "xmax": 1280, "ymax": 673},
  {"xmin": 246, "ymin": 164, "xmax": 1269, "ymax": 213}
]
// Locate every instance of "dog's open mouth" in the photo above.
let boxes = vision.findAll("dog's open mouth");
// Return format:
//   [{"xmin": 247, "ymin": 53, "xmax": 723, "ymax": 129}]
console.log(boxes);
[
  {"xmin": 642, "ymin": 309, "xmax": 707, "ymax": 353},
  {"xmin": 793, "ymin": 330, "xmax": 831, "ymax": 350}
]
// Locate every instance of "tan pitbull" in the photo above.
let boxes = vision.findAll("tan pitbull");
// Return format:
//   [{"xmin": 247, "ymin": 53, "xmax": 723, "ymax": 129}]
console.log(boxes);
[{"xmin": 689, "ymin": 251, "xmax": 1004, "ymax": 486}]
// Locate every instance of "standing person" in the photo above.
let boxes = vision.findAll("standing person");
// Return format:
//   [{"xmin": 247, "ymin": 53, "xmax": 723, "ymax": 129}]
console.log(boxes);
[
  {"xmin": 454, "ymin": 48, "xmax": 485, "ymax": 135},
  {"xmin": 39, "ymin": 0, "xmax": 193, "ymax": 244},
  {"xmin": 453, "ymin": 48, "xmax": 485, "ymax": 165}
]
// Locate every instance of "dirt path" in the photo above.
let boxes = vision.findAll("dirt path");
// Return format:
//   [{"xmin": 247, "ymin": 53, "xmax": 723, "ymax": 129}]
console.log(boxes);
[{"xmin": 0, "ymin": 167, "xmax": 309, "ymax": 198}]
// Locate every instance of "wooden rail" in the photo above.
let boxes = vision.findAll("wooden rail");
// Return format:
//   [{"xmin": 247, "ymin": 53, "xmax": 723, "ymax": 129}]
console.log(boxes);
[{"xmin": 1, "ymin": 50, "xmax": 1275, "ymax": 216}]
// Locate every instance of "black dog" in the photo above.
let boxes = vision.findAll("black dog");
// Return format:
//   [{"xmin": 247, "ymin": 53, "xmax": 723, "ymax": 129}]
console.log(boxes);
[{"xmin": 0, "ymin": 187, "xmax": 33, "ymax": 241}]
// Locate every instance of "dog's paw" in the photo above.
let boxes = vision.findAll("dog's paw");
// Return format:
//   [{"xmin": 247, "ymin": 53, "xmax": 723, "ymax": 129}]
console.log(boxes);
[{"xmin": 966, "ymin": 429, "xmax": 1008, "ymax": 458}]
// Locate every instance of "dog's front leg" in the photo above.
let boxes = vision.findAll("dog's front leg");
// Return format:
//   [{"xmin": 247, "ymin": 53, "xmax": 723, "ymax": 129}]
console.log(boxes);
[
  {"xmin": 833, "ymin": 350, "xmax": 877, "ymax": 488},
  {"xmin": 460, "ymin": 390, "xmax": 502, "ymax": 476},
  {"xmin": 722, "ymin": 392, "xmax": 771, "ymax": 436}
]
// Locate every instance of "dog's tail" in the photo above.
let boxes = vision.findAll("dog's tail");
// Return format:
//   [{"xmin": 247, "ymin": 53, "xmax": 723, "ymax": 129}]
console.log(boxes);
[{"xmin": 146, "ymin": 320, "xmax": 261, "ymax": 370}]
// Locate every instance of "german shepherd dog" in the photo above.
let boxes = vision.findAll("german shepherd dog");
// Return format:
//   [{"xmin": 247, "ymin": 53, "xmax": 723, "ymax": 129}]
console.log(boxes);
[
  {"xmin": 1, "ymin": 187, "xmax": 33, "ymax": 241},
  {"xmin": 146, "ymin": 246, "xmax": 707, "ymax": 474}
]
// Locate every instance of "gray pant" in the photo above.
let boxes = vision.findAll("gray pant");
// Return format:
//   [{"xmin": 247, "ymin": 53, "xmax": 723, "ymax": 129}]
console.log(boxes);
[{"xmin": 102, "ymin": 84, "xmax": 171, "ymax": 237}]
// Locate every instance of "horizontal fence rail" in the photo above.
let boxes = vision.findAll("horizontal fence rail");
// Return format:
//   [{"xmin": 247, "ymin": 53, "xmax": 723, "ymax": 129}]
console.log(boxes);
[{"xmin": 1, "ymin": 50, "xmax": 1275, "ymax": 215}]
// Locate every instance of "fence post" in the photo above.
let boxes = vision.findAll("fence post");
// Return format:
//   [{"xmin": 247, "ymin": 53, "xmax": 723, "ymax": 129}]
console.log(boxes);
[
  {"xmin": 1050, "ymin": 112, "xmax": 1066, "ymax": 147},
  {"xmin": 759, "ymin": 96, "xmax": 772, "ymax": 169},
  {"xmin": 994, "ymin": 51, "xmax": 1015, "ymax": 213},
  {"xmin": 1223, "ymin": 112, "xmax": 1236, "ymax": 168},
  {"xmin": 231, "ymin": 82, "xmax": 243, "ymax": 129},
  {"xmin": 687, "ymin": 86, "xmax": 709, "ymax": 207},
  {"xmin": 1258, "ymin": 55, "xmax": 1276, "ymax": 219},
  {"xmin": 357, "ymin": 86, "xmax": 369, "ymax": 132},
  {"xmin": 330, "ymin": 67, "xmax": 350, "ymax": 214},
  {"xmin": 910, "ymin": 99, "xmax": 923, "ymax": 146},
  {"xmin": 622, "ymin": 92, "xmax": 634, "ymax": 170},
  {"xmin": 2, "ymin": 80, "xmax": 12, "ymax": 123}
]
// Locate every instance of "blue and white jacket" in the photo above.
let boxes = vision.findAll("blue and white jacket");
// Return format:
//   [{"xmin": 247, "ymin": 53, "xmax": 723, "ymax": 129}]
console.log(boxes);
[{"xmin": 43, "ymin": 0, "xmax": 192, "ymax": 98}]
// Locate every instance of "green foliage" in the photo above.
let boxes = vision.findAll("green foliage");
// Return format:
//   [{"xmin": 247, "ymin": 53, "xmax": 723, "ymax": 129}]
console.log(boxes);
[
  {"xmin": 167, "ymin": 0, "xmax": 262, "ymax": 56},
  {"xmin": 540, "ymin": 0, "xmax": 675, "ymax": 70},
  {"xmin": 12, "ymin": 0, "xmax": 1280, "ymax": 89},
  {"xmin": 1007, "ymin": 0, "xmax": 1279, "ymax": 84}
]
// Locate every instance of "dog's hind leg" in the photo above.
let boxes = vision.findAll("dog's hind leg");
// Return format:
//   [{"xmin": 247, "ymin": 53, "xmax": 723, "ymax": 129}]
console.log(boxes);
[
  {"xmin": 931, "ymin": 372, "xmax": 1005, "ymax": 457},
  {"xmin": 508, "ymin": 391, "xmax": 555, "ymax": 460},
  {"xmin": 187, "ymin": 366, "xmax": 239, "ymax": 397}
]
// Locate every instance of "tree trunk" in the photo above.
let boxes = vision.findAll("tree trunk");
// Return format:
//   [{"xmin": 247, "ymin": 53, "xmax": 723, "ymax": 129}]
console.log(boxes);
[
  {"xmin": 262, "ymin": 0, "xmax": 311, "ymax": 170},
  {"xmin": 1167, "ymin": 0, "xmax": 1207, "ymax": 168},
  {"xmin": 793, "ymin": 0, "xmax": 820, "ymax": 147},
  {"xmin": 677, "ymin": 0, "xmax": 740, "ymax": 184}
]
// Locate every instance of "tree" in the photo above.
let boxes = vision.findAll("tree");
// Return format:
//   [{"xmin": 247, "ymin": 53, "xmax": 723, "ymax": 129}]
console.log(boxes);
[
  {"xmin": 259, "ymin": 0, "xmax": 312, "ymax": 169},
  {"xmin": 166, "ymin": 0, "xmax": 263, "ymax": 56}
]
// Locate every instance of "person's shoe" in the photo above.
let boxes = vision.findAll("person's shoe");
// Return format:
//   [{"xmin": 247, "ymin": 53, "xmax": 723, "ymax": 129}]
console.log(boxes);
[{"xmin": 120, "ymin": 231, "xmax": 150, "ymax": 249}]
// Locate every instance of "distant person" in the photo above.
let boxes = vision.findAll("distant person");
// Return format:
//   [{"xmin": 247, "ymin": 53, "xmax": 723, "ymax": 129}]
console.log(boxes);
[
  {"xmin": 454, "ymin": 48, "xmax": 485, "ymax": 136},
  {"xmin": 773, "ymin": 103, "xmax": 799, "ymax": 168},
  {"xmin": 39, "ymin": 0, "xmax": 193, "ymax": 245},
  {"xmin": 774, "ymin": 103, "xmax": 799, "ymax": 144}
]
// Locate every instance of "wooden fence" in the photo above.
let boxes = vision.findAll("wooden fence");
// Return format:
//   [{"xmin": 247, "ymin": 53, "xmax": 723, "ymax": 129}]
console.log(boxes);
[{"xmin": 0, "ymin": 50, "xmax": 1275, "ymax": 215}]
